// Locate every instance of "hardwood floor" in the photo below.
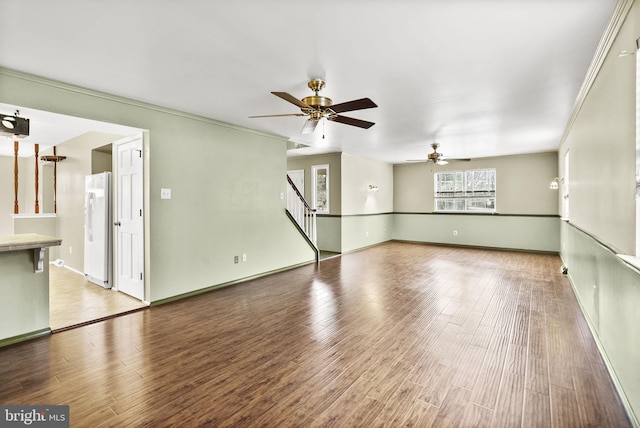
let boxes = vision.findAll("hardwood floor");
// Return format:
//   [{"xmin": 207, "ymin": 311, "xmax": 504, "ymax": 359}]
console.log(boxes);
[
  {"xmin": 49, "ymin": 265, "xmax": 147, "ymax": 331},
  {"xmin": 1, "ymin": 242, "xmax": 631, "ymax": 427}
]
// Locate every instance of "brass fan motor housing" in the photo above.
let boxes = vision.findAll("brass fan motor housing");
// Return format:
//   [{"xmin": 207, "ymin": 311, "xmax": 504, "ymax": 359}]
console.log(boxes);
[
  {"xmin": 428, "ymin": 144, "xmax": 442, "ymax": 162},
  {"xmin": 302, "ymin": 95, "xmax": 333, "ymax": 108}
]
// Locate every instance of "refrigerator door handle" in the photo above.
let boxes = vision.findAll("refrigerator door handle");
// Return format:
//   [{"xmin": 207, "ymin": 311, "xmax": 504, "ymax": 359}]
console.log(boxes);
[{"xmin": 87, "ymin": 192, "xmax": 95, "ymax": 242}]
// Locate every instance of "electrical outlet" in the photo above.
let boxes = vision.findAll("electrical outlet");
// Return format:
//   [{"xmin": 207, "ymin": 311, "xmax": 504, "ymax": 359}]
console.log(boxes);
[
  {"xmin": 234, "ymin": 255, "xmax": 239, "ymax": 264},
  {"xmin": 69, "ymin": 246, "xmax": 73, "ymax": 254},
  {"xmin": 242, "ymin": 254, "xmax": 247, "ymax": 262},
  {"xmin": 365, "ymin": 231, "xmax": 369, "ymax": 237},
  {"xmin": 453, "ymin": 230, "xmax": 458, "ymax": 236}
]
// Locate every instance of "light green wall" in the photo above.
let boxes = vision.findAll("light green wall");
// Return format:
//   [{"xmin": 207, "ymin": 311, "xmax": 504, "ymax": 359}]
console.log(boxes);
[
  {"xmin": 287, "ymin": 153, "xmax": 342, "ymax": 215},
  {"xmin": 288, "ymin": 152, "xmax": 394, "ymax": 253},
  {"xmin": 341, "ymin": 152, "xmax": 393, "ymax": 215},
  {"xmin": 394, "ymin": 213, "xmax": 560, "ymax": 252},
  {"xmin": 341, "ymin": 214, "xmax": 393, "ymax": 253},
  {"xmin": 0, "ymin": 249, "xmax": 50, "ymax": 340},
  {"xmin": 290, "ymin": 151, "xmax": 559, "ymax": 253},
  {"xmin": 562, "ymin": 222, "xmax": 640, "ymax": 426},
  {"xmin": 340, "ymin": 153, "xmax": 393, "ymax": 252},
  {"xmin": 1, "ymin": 68, "xmax": 315, "ymax": 303},
  {"xmin": 394, "ymin": 151, "xmax": 559, "ymax": 215},
  {"xmin": 317, "ymin": 216, "xmax": 341, "ymax": 252},
  {"xmin": 392, "ymin": 151, "xmax": 560, "ymax": 252},
  {"xmin": 558, "ymin": 2, "xmax": 639, "ymax": 425},
  {"xmin": 558, "ymin": 3, "xmax": 637, "ymax": 255}
]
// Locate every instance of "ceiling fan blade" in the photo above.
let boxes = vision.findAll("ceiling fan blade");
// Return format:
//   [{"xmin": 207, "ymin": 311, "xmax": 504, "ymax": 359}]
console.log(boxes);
[
  {"xmin": 271, "ymin": 92, "xmax": 311, "ymax": 109},
  {"xmin": 329, "ymin": 97, "xmax": 377, "ymax": 114},
  {"xmin": 249, "ymin": 113, "xmax": 306, "ymax": 118},
  {"xmin": 441, "ymin": 158, "xmax": 472, "ymax": 162},
  {"xmin": 405, "ymin": 160, "xmax": 428, "ymax": 163},
  {"xmin": 329, "ymin": 115, "xmax": 375, "ymax": 129},
  {"xmin": 301, "ymin": 119, "xmax": 319, "ymax": 135}
]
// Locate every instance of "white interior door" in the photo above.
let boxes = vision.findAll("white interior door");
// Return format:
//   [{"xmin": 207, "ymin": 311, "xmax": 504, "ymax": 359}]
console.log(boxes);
[
  {"xmin": 114, "ymin": 135, "xmax": 144, "ymax": 300},
  {"xmin": 287, "ymin": 169, "xmax": 304, "ymax": 198}
]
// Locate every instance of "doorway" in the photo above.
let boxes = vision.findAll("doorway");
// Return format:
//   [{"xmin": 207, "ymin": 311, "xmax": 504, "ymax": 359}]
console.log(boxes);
[
  {"xmin": 0, "ymin": 103, "xmax": 148, "ymax": 330},
  {"xmin": 49, "ymin": 265, "xmax": 146, "ymax": 331},
  {"xmin": 50, "ymin": 135, "xmax": 147, "ymax": 331}
]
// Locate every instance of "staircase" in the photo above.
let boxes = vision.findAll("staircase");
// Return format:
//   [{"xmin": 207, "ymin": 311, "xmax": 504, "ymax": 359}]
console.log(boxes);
[{"xmin": 286, "ymin": 175, "xmax": 319, "ymax": 262}]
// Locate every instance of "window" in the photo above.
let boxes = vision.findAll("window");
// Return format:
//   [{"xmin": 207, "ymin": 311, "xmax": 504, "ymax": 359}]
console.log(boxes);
[
  {"xmin": 311, "ymin": 164, "xmax": 329, "ymax": 213},
  {"xmin": 434, "ymin": 168, "xmax": 496, "ymax": 212}
]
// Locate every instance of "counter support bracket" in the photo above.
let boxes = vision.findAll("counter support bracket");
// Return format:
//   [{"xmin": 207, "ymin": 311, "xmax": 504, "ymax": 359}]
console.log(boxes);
[{"xmin": 33, "ymin": 247, "xmax": 45, "ymax": 273}]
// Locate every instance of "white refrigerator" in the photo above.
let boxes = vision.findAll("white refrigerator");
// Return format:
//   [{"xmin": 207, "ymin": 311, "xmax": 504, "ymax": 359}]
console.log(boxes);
[{"xmin": 84, "ymin": 172, "xmax": 112, "ymax": 288}]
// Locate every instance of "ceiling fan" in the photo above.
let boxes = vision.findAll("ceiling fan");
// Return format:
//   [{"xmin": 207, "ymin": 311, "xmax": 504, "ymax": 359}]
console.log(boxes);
[
  {"xmin": 249, "ymin": 79, "xmax": 377, "ymax": 135},
  {"xmin": 407, "ymin": 143, "xmax": 471, "ymax": 165}
]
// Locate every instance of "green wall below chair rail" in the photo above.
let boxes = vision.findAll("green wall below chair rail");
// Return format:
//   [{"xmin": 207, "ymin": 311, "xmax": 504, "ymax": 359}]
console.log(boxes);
[
  {"xmin": 560, "ymin": 221, "xmax": 640, "ymax": 426},
  {"xmin": 393, "ymin": 213, "xmax": 560, "ymax": 253},
  {"xmin": 315, "ymin": 213, "xmax": 559, "ymax": 255}
]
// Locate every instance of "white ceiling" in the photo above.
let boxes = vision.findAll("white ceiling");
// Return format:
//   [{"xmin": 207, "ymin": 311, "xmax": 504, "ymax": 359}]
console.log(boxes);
[
  {"xmin": 0, "ymin": 1, "xmax": 617, "ymax": 163},
  {"xmin": 0, "ymin": 103, "xmax": 140, "ymax": 157}
]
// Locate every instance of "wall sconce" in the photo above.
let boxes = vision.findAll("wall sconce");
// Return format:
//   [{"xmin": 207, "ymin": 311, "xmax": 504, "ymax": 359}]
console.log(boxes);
[
  {"xmin": 368, "ymin": 184, "xmax": 379, "ymax": 192},
  {"xmin": 550, "ymin": 177, "xmax": 563, "ymax": 190}
]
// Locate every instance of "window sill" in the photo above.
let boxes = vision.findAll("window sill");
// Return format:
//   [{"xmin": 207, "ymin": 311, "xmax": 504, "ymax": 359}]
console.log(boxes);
[{"xmin": 433, "ymin": 211, "xmax": 498, "ymax": 215}]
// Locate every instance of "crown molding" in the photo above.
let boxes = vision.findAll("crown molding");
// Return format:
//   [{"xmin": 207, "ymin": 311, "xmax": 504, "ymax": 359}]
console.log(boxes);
[
  {"xmin": 0, "ymin": 67, "xmax": 286, "ymax": 142},
  {"xmin": 559, "ymin": 0, "xmax": 634, "ymax": 145}
]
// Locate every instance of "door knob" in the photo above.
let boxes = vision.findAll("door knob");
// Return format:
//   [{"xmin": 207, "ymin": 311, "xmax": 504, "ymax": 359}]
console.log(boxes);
[{"xmin": 114, "ymin": 221, "xmax": 121, "ymax": 226}]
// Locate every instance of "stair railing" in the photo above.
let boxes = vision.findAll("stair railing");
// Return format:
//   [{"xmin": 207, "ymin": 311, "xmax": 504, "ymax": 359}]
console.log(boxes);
[{"xmin": 286, "ymin": 175, "xmax": 318, "ymax": 257}]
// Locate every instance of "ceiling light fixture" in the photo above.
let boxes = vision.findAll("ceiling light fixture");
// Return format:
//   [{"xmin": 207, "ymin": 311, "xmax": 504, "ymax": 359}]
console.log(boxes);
[{"xmin": 1, "ymin": 116, "xmax": 15, "ymax": 129}]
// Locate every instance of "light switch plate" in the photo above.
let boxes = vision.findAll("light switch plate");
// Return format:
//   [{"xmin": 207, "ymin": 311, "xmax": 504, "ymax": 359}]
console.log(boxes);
[{"xmin": 161, "ymin": 188, "xmax": 171, "ymax": 199}]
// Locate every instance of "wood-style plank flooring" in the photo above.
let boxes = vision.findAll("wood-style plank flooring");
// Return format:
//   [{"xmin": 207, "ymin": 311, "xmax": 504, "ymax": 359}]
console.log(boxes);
[
  {"xmin": 49, "ymin": 265, "xmax": 147, "ymax": 331},
  {"xmin": 1, "ymin": 242, "xmax": 631, "ymax": 427}
]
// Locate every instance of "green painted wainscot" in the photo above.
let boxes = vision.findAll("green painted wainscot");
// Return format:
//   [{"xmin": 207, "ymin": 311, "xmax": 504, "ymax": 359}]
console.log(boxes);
[{"xmin": 561, "ymin": 221, "xmax": 640, "ymax": 426}]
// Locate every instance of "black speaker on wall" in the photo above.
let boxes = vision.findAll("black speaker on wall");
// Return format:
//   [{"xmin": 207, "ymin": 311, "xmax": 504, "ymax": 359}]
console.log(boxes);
[{"xmin": 0, "ymin": 113, "xmax": 30, "ymax": 138}]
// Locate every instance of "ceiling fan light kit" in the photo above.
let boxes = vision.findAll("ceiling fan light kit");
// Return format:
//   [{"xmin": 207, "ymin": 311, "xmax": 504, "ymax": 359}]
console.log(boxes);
[{"xmin": 250, "ymin": 79, "xmax": 377, "ymax": 135}]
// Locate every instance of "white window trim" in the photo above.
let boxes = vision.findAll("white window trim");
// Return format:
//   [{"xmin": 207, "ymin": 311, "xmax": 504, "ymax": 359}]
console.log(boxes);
[
  {"xmin": 311, "ymin": 164, "xmax": 330, "ymax": 214},
  {"xmin": 434, "ymin": 168, "xmax": 497, "ymax": 213}
]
